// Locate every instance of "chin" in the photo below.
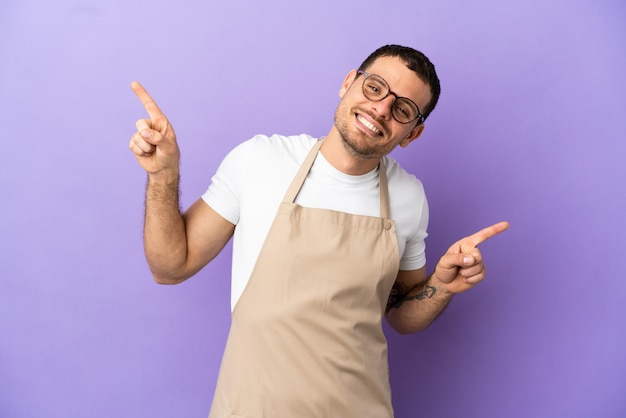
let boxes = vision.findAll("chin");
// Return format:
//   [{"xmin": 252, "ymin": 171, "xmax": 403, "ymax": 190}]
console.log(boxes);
[{"xmin": 340, "ymin": 133, "xmax": 383, "ymax": 160}]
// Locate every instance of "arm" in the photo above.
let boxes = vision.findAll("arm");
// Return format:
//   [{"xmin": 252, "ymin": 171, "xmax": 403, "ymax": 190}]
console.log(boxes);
[
  {"xmin": 144, "ymin": 193, "xmax": 234, "ymax": 284},
  {"xmin": 386, "ymin": 267, "xmax": 451, "ymax": 334},
  {"xmin": 129, "ymin": 81, "xmax": 235, "ymax": 284},
  {"xmin": 385, "ymin": 221, "xmax": 510, "ymax": 334}
]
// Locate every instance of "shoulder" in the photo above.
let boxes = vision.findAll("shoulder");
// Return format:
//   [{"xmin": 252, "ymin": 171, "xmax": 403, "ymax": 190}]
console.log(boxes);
[
  {"xmin": 229, "ymin": 133, "xmax": 319, "ymax": 191},
  {"xmin": 383, "ymin": 155, "xmax": 426, "ymax": 197},
  {"xmin": 240, "ymin": 133, "xmax": 318, "ymax": 158},
  {"xmin": 220, "ymin": 133, "xmax": 318, "ymax": 174},
  {"xmin": 383, "ymin": 155, "xmax": 428, "ymax": 231}
]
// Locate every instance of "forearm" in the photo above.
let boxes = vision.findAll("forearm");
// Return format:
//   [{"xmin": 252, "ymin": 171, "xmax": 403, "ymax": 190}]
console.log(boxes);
[
  {"xmin": 385, "ymin": 275, "xmax": 454, "ymax": 334},
  {"xmin": 386, "ymin": 222, "xmax": 510, "ymax": 334},
  {"xmin": 143, "ymin": 171, "xmax": 189, "ymax": 283}
]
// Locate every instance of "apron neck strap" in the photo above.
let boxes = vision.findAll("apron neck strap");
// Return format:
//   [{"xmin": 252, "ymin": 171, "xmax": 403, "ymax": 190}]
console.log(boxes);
[
  {"xmin": 378, "ymin": 159, "xmax": 391, "ymax": 219},
  {"xmin": 282, "ymin": 138, "xmax": 391, "ymax": 219}
]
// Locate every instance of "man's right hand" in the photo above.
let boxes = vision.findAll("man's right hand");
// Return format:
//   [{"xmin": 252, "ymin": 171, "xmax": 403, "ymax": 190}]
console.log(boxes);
[{"xmin": 129, "ymin": 81, "xmax": 180, "ymax": 176}]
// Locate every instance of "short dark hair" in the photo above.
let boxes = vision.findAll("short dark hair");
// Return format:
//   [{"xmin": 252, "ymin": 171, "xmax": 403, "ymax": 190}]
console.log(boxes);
[{"xmin": 358, "ymin": 45, "xmax": 441, "ymax": 121}]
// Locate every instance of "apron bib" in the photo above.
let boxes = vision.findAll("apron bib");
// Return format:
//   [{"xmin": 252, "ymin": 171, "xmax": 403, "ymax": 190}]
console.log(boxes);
[{"xmin": 209, "ymin": 139, "xmax": 400, "ymax": 418}]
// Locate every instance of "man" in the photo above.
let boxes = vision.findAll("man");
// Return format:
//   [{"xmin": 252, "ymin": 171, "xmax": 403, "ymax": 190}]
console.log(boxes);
[{"xmin": 129, "ymin": 45, "xmax": 509, "ymax": 417}]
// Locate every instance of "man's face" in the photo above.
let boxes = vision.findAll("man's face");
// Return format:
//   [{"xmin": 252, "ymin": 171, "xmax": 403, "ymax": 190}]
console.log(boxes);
[{"xmin": 334, "ymin": 56, "xmax": 432, "ymax": 160}]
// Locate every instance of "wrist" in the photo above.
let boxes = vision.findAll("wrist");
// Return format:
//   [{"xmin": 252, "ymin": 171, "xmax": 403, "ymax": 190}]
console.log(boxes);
[
  {"xmin": 428, "ymin": 273, "xmax": 455, "ymax": 300},
  {"xmin": 146, "ymin": 170, "xmax": 180, "ymax": 204},
  {"xmin": 147, "ymin": 168, "xmax": 179, "ymax": 185}
]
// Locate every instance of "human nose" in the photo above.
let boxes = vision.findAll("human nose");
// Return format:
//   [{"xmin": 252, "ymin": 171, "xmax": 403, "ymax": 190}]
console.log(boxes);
[{"xmin": 372, "ymin": 94, "xmax": 395, "ymax": 120}]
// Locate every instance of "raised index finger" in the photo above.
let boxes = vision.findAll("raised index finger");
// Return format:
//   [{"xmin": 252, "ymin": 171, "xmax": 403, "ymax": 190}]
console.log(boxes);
[
  {"xmin": 462, "ymin": 221, "xmax": 510, "ymax": 250},
  {"xmin": 131, "ymin": 81, "xmax": 164, "ymax": 120}
]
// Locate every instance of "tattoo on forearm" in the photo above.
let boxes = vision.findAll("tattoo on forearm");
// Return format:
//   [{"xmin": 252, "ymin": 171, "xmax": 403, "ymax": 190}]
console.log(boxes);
[
  {"xmin": 386, "ymin": 283, "xmax": 437, "ymax": 311},
  {"xmin": 407, "ymin": 285, "xmax": 436, "ymax": 301}
]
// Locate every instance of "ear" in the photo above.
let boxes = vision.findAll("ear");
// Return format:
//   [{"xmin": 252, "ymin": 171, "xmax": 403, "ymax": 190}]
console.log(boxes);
[
  {"xmin": 399, "ymin": 123, "xmax": 425, "ymax": 148},
  {"xmin": 338, "ymin": 69, "xmax": 359, "ymax": 98}
]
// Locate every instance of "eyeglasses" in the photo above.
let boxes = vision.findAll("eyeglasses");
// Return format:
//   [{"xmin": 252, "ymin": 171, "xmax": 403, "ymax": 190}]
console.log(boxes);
[{"xmin": 356, "ymin": 70, "xmax": 424, "ymax": 125}]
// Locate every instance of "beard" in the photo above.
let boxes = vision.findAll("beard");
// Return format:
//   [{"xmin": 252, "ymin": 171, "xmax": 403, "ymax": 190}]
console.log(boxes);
[{"xmin": 333, "ymin": 102, "xmax": 394, "ymax": 160}]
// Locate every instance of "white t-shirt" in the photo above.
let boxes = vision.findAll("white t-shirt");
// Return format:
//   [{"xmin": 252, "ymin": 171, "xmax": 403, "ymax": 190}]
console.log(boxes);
[{"xmin": 202, "ymin": 134, "xmax": 429, "ymax": 310}]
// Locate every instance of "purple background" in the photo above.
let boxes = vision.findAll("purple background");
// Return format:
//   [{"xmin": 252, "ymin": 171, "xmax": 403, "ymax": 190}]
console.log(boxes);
[{"xmin": 1, "ymin": 0, "xmax": 625, "ymax": 417}]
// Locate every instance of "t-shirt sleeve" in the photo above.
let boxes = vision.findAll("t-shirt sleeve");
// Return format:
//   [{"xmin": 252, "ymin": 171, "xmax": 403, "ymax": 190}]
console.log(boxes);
[
  {"xmin": 201, "ymin": 139, "xmax": 254, "ymax": 225},
  {"xmin": 398, "ymin": 189, "xmax": 429, "ymax": 271}
]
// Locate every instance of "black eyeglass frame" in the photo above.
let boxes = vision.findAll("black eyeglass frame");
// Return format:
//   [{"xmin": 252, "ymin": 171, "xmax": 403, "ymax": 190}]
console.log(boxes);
[{"xmin": 356, "ymin": 70, "xmax": 425, "ymax": 125}]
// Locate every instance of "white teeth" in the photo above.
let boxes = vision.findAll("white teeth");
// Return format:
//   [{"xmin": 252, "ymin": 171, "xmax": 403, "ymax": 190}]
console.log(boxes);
[{"xmin": 357, "ymin": 115, "xmax": 380, "ymax": 134}]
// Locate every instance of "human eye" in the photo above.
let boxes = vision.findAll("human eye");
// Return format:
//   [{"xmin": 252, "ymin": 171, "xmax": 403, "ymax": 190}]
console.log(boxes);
[
  {"xmin": 395, "ymin": 104, "xmax": 409, "ymax": 117},
  {"xmin": 395, "ymin": 101, "xmax": 414, "ymax": 118},
  {"xmin": 365, "ymin": 81, "xmax": 383, "ymax": 97}
]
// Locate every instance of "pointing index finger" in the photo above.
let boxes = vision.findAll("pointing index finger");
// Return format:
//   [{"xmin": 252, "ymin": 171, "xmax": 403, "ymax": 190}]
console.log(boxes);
[
  {"xmin": 462, "ymin": 221, "xmax": 510, "ymax": 251},
  {"xmin": 131, "ymin": 81, "xmax": 164, "ymax": 120}
]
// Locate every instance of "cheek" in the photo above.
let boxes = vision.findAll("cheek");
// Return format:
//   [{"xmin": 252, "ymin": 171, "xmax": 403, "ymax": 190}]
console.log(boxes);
[{"xmin": 337, "ymin": 96, "xmax": 356, "ymax": 117}]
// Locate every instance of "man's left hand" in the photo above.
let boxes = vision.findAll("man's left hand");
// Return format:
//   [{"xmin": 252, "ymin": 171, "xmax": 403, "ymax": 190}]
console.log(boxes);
[{"xmin": 432, "ymin": 221, "xmax": 510, "ymax": 295}]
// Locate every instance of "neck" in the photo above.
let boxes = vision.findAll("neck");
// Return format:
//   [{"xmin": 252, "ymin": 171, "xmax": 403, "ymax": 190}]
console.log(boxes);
[{"xmin": 320, "ymin": 129, "xmax": 381, "ymax": 176}]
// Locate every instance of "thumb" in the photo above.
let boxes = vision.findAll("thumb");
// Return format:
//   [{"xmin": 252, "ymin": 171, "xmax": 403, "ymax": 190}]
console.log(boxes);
[{"xmin": 434, "ymin": 253, "xmax": 475, "ymax": 283}]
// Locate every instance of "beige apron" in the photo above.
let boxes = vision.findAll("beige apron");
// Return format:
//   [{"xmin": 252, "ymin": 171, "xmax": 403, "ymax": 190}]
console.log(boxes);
[{"xmin": 209, "ymin": 139, "xmax": 400, "ymax": 418}]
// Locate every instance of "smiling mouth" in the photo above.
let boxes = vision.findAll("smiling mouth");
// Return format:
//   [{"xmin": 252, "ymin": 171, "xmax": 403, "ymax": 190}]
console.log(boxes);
[{"xmin": 357, "ymin": 114, "xmax": 383, "ymax": 136}]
